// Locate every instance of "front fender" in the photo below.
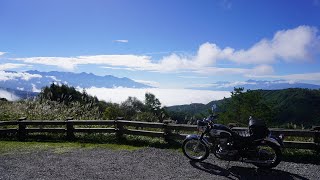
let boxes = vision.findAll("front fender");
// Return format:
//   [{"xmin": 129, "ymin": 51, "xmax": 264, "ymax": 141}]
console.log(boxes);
[
  {"xmin": 185, "ymin": 134, "xmax": 200, "ymax": 140},
  {"xmin": 185, "ymin": 134, "xmax": 210, "ymax": 147}
]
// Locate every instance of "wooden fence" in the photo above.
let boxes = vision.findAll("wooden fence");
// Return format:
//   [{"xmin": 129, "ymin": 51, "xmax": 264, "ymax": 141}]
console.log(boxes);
[{"xmin": 0, "ymin": 117, "xmax": 319, "ymax": 151}]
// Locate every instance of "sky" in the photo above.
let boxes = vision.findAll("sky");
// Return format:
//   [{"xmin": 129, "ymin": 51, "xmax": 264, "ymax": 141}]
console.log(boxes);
[{"xmin": 0, "ymin": 0, "xmax": 320, "ymax": 104}]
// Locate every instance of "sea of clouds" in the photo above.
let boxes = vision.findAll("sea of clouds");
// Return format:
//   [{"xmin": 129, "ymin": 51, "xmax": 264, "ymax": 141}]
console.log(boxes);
[
  {"xmin": 85, "ymin": 87, "xmax": 231, "ymax": 106},
  {"xmin": 0, "ymin": 89, "xmax": 20, "ymax": 101}
]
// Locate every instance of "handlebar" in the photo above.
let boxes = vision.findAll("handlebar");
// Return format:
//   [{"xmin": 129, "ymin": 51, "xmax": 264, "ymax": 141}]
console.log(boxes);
[{"xmin": 202, "ymin": 114, "xmax": 219, "ymax": 124}]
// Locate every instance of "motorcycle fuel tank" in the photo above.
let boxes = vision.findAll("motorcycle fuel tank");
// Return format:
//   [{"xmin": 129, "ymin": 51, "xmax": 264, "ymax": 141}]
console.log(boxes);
[{"xmin": 210, "ymin": 124, "xmax": 232, "ymax": 138}]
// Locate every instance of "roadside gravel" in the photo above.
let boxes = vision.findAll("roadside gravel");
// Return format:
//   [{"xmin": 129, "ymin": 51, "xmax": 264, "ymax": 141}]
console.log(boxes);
[{"xmin": 0, "ymin": 147, "xmax": 319, "ymax": 180}]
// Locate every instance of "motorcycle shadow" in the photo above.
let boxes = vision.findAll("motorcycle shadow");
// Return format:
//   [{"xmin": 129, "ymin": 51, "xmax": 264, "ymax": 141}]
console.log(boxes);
[{"xmin": 189, "ymin": 161, "xmax": 308, "ymax": 180}]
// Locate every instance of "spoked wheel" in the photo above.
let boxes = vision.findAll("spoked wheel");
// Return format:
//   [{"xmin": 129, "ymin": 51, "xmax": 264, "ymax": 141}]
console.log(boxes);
[
  {"xmin": 252, "ymin": 142, "xmax": 282, "ymax": 169},
  {"xmin": 182, "ymin": 139, "xmax": 209, "ymax": 162}
]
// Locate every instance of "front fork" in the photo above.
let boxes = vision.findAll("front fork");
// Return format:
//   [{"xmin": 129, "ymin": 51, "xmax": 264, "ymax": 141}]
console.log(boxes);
[{"xmin": 199, "ymin": 132, "xmax": 212, "ymax": 148}]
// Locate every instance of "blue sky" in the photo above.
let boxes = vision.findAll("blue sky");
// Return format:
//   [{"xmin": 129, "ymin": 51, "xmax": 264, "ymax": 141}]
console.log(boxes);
[{"xmin": 1, "ymin": 0, "xmax": 320, "ymax": 89}]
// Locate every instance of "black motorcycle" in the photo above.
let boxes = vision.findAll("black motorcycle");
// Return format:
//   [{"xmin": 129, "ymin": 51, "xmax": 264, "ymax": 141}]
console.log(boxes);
[{"xmin": 182, "ymin": 105, "xmax": 284, "ymax": 169}]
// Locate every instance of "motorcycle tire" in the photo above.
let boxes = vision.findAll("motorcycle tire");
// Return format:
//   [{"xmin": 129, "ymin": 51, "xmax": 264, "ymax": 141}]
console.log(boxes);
[
  {"xmin": 253, "ymin": 141, "xmax": 282, "ymax": 169},
  {"xmin": 182, "ymin": 138, "xmax": 209, "ymax": 162}
]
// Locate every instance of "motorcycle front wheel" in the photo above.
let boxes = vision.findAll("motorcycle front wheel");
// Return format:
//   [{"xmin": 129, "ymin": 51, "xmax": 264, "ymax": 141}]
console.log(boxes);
[{"xmin": 182, "ymin": 138, "xmax": 209, "ymax": 162}]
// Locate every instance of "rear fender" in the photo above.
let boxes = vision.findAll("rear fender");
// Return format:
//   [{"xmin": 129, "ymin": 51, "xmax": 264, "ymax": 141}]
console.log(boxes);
[
  {"xmin": 269, "ymin": 135, "xmax": 284, "ymax": 148},
  {"xmin": 185, "ymin": 134, "xmax": 210, "ymax": 147}
]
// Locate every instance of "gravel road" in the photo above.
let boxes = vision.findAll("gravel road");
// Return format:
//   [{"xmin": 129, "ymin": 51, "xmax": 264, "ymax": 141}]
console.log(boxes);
[{"xmin": 0, "ymin": 147, "xmax": 319, "ymax": 180}]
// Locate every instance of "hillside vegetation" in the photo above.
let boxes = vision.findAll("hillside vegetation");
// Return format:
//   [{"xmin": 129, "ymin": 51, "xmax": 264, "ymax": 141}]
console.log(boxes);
[
  {"xmin": 1, "ymin": 84, "xmax": 320, "ymax": 128},
  {"xmin": 167, "ymin": 88, "xmax": 320, "ymax": 128},
  {"xmin": 0, "ymin": 84, "xmax": 168, "ymax": 122}
]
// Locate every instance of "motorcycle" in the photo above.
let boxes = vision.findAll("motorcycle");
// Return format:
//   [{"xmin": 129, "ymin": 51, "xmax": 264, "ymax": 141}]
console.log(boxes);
[{"xmin": 182, "ymin": 105, "xmax": 284, "ymax": 169}]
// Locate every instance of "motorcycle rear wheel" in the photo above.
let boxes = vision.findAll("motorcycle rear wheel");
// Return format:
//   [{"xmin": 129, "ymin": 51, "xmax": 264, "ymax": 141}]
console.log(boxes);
[
  {"xmin": 252, "ymin": 142, "xmax": 282, "ymax": 169},
  {"xmin": 182, "ymin": 139, "xmax": 209, "ymax": 162}
]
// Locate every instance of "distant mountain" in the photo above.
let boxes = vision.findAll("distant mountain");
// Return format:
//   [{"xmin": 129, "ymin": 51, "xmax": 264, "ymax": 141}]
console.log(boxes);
[
  {"xmin": 0, "ymin": 70, "xmax": 152, "ymax": 93},
  {"xmin": 191, "ymin": 80, "xmax": 320, "ymax": 91}
]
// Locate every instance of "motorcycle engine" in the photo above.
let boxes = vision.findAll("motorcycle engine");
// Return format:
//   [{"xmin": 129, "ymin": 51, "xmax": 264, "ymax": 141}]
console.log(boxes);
[{"xmin": 215, "ymin": 138, "xmax": 239, "ymax": 160}]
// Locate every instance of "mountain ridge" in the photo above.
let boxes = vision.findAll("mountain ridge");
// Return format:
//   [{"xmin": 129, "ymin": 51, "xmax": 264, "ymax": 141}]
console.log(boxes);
[
  {"xmin": 191, "ymin": 79, "xmax": 320, "ymax": 91},
  {"xmin": 0, "ymin": 70, "xmax": 152, "ymax": 93}
]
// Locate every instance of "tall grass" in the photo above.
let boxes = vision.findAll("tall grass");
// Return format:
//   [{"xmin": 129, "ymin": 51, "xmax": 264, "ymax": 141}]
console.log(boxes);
[{"xmin": 0, "ymin": 99, "xmax": 102, "ymax": 121}]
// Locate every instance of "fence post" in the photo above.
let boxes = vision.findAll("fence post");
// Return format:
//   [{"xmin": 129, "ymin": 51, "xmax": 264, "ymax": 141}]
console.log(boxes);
[
  {"xmin": 313, "ymin": 126, "xmax": 320, "ymax": 153},
  {"xmin": 115, "ymin": 117, "xmax": 124, "ymax": 139},
  {"xmin": 66, "ymin": 117, "xmax": 75, "ymax": 141},
  {"xmin": 18, "ymin": 117, "xmax": 27, "ymax": 141},
  {"xmin": 163, "ymin": 120, "xmax": 172, "ymax": 142}
]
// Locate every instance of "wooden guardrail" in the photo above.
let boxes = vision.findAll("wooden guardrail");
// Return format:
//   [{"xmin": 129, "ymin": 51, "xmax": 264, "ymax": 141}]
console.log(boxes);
[{"xmin": 0, "ymin": 118, "xmax": 319, "ymax": 151}]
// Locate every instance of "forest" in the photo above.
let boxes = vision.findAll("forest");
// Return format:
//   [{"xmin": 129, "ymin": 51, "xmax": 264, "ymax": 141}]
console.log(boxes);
[{"xmin": 167, "ymin": 88, "xmax": 320, "ymax": 128}]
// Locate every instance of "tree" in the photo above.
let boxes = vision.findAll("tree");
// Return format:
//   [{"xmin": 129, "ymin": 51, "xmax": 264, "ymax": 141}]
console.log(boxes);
[
  {"xmin": 144, "ymin": 93, "xmax": 167, "ymax": 122},
  {"xmin": 220, "ymin": 87, "xmax": 274, "ymax": 126},
  {"xmin": 135, "ymin": 112, "xmax": 158, "ymax": 122},
  {"xmin": 39, "ymin": 83, "xmax": 99, "ymax": 106},
  {"xmin": 120, "ymin": 96, "xmax": 145, "ymax": 120},
  {"xmin": 145, "ymin": 93, "xmax": 161, "ymax": 113},
  {"xmin": 103, "ymin": 103, "xmax": 123, "ymax": 120}
]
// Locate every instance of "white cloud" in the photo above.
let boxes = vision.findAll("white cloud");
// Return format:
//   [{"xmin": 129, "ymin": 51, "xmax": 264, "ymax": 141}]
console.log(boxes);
[
  {"xmin": 188, "ymin": 79, "xmax": 310, "ymax": 90},
  {"xmin": 189, "ymin": 81, "xmax": 258, "ymax": 89},
  {"xmin": 216, "ymin": 81, "xmax": 257, "ymax": 88},
  {"xmin": 13, "ymin": 55, "xmax": 154, "ymax": 71},
  {"xmin": 250, "ymin": 65, "xmax": 275, "ymax": 76},
  {"xmin": 45, "ymin": 76, "xmax": 60, "ymax": 81},
  {"xmin": 85, "ymin": 87, "xmax": 230, "ymax": 106},
  {"xmin": 0, "ymin": 71, "xmax": 42, "ymax": 81},
  {"xmin": 103, "ymin": 66, "xmax": 137, "ymax": 71},
  {"xmin": 186, "ymin": 83, "xmax": 217, "ymax": 88},
  {"xmin": 32, "ymin": 84, "xmax": 41, "ymax": 92},
  {"xmin": 179, "ymin": 76, "xmax": 208, "ymax": 79},
  {"xmin": 248, "ymin": 72, "xmax": 320, "ymax": 81},
  {"xmin": 0, "ymin": 89, "xmax": 20, "ymax": 101},
  {"xmin": 0, "ymin": 63, "xmax": 28, "ymax": 70},
  {"xmin": 113, "ymin": 40, "xmax": 129, "ymax": 43},
  {"xmin": 194, "ymin": 64, "xmax": 274, "ymax": 76},
  {"xmin": 0, "ymin": 52, "xmax": 6, "ymax": 56},
  {"xmin": 11, "ymin": 26, "xmax": 319, "ymax": 75},
  {"xmin": 231, "ymin": 26, "xmax": 319, "ymax": 63},
  {"xmin": 133, "ymin": 79, "xmax": 160, "ymax": 87}
]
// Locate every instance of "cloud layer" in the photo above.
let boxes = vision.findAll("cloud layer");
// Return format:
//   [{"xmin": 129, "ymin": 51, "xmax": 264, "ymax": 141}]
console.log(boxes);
[
  {"xmin": 0, "ymin": 71, "xmax": 42, "ymax": 81},
  {"xmin": 0, "ymin": 63, "xmax": 28, "ymax": 70},
  {"xmin": 0, "ymin": 89, "xmax": 20, "ymax": 101},
  {"xmin": 85, "ymin": 87, "xmax": 230, "ymax": 106}
]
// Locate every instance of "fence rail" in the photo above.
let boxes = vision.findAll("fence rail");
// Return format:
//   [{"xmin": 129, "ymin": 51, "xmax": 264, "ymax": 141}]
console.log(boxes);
[{"xmin": 0, "ymin": 118, "xmax": 319, "ymax": 151}]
